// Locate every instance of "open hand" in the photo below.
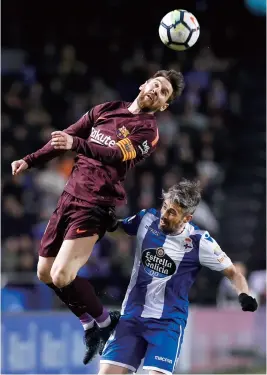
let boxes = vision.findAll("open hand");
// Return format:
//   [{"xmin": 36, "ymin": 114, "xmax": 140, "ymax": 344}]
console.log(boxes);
[
  {"xmin": 11, "ymin": 159, "xmax": 28, "ymax": 175},
  {"xmin": 51, "ymin": 131, "xmax": 73, "ymax": 150}
]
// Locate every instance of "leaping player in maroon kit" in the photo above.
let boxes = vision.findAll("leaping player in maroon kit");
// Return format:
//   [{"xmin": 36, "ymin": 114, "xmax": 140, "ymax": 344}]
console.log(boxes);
[{"xmin": 11, "ymin": 70, "xmax": 185, "ymax": 364}]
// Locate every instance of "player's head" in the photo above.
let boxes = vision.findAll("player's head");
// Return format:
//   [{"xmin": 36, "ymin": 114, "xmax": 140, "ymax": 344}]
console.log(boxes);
[
  {"xmin": 159, "ymin": 179, "xmax": 201, "ymax": 234},
  {"xmin": 137, "ymin": 69, "xmax": 185, "ymax": 112}
]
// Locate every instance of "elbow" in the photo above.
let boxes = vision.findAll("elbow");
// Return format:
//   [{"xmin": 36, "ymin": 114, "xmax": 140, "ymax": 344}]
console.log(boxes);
[{"xmin": 223, "ymin": 264, "xmax": 239, "ymax": 281}]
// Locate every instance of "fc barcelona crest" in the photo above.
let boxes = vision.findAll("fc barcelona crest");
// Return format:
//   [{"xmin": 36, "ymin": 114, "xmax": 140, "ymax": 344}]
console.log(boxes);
[{"xmin": 117, "ymin": 126, "xmax": 129, "ymax": 139}]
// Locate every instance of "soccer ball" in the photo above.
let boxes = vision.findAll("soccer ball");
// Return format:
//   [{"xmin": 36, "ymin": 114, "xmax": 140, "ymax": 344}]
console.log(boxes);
[{"xmin": 159, "ymin": 9, "xmax": 200, "ymax": 51}]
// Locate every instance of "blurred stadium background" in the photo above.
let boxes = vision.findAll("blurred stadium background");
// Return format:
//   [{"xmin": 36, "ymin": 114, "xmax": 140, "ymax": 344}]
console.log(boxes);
[{"xmin": 1, "ymin": 0, "xmax": 266, "ymax": 373}]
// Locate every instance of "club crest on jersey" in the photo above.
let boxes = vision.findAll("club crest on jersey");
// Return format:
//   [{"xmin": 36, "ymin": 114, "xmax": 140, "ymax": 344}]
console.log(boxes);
[
  {"xmin": 156, "ymin": 247, "xmax": 165, "ymax": 257},
  {"xmin": 141, "ymin": 248, "xmax": 176, "ymax": 278},
  {"xmin": 117, "ymin": 126, "xmax": 129, "ymax": 139},
  {"xmin": 184, "ymin": 237, "xmax": 193, "ymax": 251}
]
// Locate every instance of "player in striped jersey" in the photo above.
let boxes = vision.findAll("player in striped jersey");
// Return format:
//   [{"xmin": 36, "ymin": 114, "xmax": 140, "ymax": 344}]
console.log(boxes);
[{"xmin": 99, "ymin": 180, "xmax": 258, "ymax": 375}]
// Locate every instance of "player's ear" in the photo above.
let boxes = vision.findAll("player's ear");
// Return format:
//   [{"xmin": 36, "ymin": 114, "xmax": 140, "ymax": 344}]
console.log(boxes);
[
  {"xmin": 183, "ymin": 214, "xmax": 192, "ymax": 223},
  {"xmin": 160, "ymin": 103, "xmax": 169, "ymax": 111}
]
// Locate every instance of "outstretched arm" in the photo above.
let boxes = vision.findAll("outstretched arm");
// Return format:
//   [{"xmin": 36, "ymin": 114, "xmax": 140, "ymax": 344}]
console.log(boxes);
[
  {"xmin": 223, "ymin": 265, "xmax": 258, "ymax": 311},
  {"xmin": 199, "ymin": 232, "xmax": 258, "ymax": 312}
]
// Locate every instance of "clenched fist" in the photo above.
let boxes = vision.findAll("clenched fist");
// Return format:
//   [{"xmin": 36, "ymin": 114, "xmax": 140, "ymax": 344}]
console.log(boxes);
[
  {"xmin": 51, "ymin": 131, "xmax": 74, "ymax": 150},
  {"xmin": 11, "ymin": 159, "xmax": 28, "ymax": 175}
]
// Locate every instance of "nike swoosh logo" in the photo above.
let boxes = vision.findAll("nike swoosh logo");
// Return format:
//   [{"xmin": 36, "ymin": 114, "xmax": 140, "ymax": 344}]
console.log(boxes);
[
  {"xmin": 76, "ymin": 228, "xmax": 87, "ymax": 234},
  {"xmin": 97, "ymin": 116, "xmax": 107, "ymax": 122}
]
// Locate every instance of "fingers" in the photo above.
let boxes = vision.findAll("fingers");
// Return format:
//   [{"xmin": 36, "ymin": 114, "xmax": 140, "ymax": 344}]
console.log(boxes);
[
  {"xmin": 16, "ymin": 164, "xmax": 25, "ymax": 174},
  {"xmin": 51, "ymin": 145, "xmax": 68, "ymax": 149},
  {"xmin": 51, "ymin": 136, "xmax": 67, "ymax": 149},
  {"xmin": 11, "ymin": 161, "xmax": 24, "ymax": 175},
  {"xmin": 51, "ymin": 131, "xmax": 65, "ymax": 138},
  {"xmin": 51, "ymin": 132, "xmax": 69, "ymax": 149},
  {"xmin": 11, "ymin": 162, "xmax": 18, "ymax": 175},
  {"xmin": 51, "ymin": 136, "xmax": 65, "ymax": 144}
]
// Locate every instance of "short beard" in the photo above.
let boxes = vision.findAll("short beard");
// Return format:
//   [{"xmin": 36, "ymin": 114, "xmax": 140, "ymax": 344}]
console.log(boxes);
[
  {"xmin": 160, "ymin": 221, "xmax": 186, "ymax": 236},
  {"xmin": 137, "ymin": 95, "xmax": 155, "ymax": 113}
]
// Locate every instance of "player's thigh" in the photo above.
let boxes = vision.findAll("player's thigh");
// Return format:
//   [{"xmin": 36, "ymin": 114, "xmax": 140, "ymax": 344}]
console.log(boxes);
[
  {"xmin": 38, "ymin": 193, "xmax": 69, "ymax": 260},
  {"xmin": 50, "ymin": 235, "xmax": 99, "ymax": 282},
  {"xmin": 65, "ymin": 197, "xmax": 114, "ymax": 243},
  {"xmin": 37, "ymin": 256, "xmax": 56, "ymax": 283},
  {"xmin": 99, "ymin": 363, "xmax": 131, "ymax": 374},
  {"xmin": 100, "ymin": 318, "xmax": 147, "ymax": 373},
  {"xmin": 143, "ymin": 321, "xmax": 185, "ymax": 375}
]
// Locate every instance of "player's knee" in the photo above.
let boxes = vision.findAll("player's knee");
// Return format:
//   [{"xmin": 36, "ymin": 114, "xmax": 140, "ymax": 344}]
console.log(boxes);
[
  {"xmin": 98, "ymin": 364, "xmax": 128, "ymax": 374},
  {"xmin": 37, "ymin": 264, "xmax": 53, "ymax": 284},
  {"xmin": 50, "ymin": 267, "xmax": 74, "ymax": 288}
]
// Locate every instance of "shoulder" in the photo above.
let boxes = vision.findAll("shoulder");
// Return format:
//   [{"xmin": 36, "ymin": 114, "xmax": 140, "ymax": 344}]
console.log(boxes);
[
  {"xmin": 136, "ymin": 208, "xmax": 160, "ymax": 225},
  {"xmin": 137, "ymin": 116, "xmax": 158, "ymax": 132},
  {"xmin": 92, "ymin": 101, "xmax": 128, "ymax": 115},
  {"xmin": 135, "ymin": 208, "xmax": 159, "ymax": 221},
  {"xmin": 187, "ymin": 222, "xmax": 216, "ymax": 247},
  {"xmin": 146, "ymin": 207, "xmax": 160, "ymax": 217},
  {"xmin": 139, "ymin": 208, "xmax": 160, "ymax": 226},
  {"xmin": 130, "ymin": 118, "xmax": 159, "ymax": 149}
]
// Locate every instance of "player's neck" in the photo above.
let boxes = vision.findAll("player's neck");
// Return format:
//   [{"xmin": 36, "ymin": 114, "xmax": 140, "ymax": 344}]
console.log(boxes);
[
  {"xmin": 169, "ymin": 224, "xmax": 186, "ymax": 236},
  {"xmin": 128, "ymin": 99, "xmax": 154, "ymax": 115}
]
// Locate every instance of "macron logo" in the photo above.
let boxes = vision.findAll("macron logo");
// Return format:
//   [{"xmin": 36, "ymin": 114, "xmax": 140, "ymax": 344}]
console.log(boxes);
[
  {"xmin": 155, "ymin": 356, "xmax": 173, "ymax": 364},
  {"xmin": 90, "ymin": 128, "xmax": 116, "ymax": 147}
]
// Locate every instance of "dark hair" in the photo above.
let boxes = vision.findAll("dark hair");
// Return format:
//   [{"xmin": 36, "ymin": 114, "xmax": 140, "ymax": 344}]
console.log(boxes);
[
  {"xmin": 162, "ymin": 179, "xmax": 202, "ymax": 214},
  {"xmin": 153, "ymin": 69, "xmax": 185, "ymax": 103}
]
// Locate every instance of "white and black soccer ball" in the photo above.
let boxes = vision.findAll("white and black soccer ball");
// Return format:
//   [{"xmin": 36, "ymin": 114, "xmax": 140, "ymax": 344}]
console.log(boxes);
[{"xmin": 159, "ymin": 9, "xmax": 200, "ymax": 51}]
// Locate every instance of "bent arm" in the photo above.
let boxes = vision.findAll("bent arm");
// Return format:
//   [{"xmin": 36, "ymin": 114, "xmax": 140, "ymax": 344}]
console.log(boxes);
[
  {"xmin": 71, "ymin": 127, "xmax": 159, "ymax": 165},
  {"xmin": 24, "ymin": 112, "xmax": 92, "ymax": 168},
  {"xmin": 72, "ymin": 137, "xmax": 123, "ymax": 164}
]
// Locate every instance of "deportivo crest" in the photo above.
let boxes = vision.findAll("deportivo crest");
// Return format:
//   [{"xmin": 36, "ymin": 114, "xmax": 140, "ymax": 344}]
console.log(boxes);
[
  {"xmin": 117, "ymin": 126, "xmax": 129, "ymax": 139},
  {"xmin": 184, "ymin": 237, "xmax": 193, "ymax": 251}
]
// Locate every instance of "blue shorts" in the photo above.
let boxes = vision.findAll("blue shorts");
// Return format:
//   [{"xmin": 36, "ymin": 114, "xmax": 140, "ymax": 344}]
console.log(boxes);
[{"xmin": 100, "ymin": 315, "xmax": 185, "ymax": 375}]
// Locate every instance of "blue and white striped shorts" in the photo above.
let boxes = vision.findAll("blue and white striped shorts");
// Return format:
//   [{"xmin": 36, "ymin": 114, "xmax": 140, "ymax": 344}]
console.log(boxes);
[{"xmin": 100, "ymin": 315, "xmax": 185, "ymax": 375}]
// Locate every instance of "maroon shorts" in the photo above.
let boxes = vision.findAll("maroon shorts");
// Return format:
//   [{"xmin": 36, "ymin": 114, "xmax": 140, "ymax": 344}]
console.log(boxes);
[{"xmin": 39, "ymin": 191, "xmax": 114, "ymax": 258}]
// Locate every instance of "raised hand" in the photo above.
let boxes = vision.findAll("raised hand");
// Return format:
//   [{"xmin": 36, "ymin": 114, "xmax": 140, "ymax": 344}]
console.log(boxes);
[{"xmin": 51, "ymin": 131, "xmax": 74, "ymax": 150}]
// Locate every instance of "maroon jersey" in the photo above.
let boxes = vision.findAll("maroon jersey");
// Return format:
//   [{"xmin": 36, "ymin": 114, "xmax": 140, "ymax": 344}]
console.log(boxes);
[{"xmin": 23, "ymin": 101, "xmax": 159, "ymax": 206}]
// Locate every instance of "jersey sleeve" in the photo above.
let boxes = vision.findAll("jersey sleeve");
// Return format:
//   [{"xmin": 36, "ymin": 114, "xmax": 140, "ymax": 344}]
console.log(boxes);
[
  {"xmin": 71, "ymin": 123, "xmax": 159, "ymax": 165},
  {"xmin": 116, "ymin": 124, "xmax": 159, "ymax": 162},
  {"xmin": 23, "ymin": 107, "xmax": 99, "ymax": 168},
  {"xmin": 199, "ymin": 231, "xmax": 233, "ymax": 271},
  {"xmin": 120, "ymin": 209, "xmax": 146, "ymax": 235}
]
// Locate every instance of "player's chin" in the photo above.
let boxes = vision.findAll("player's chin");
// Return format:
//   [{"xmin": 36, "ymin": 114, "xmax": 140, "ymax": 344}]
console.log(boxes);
[
  {"xmin": 141, "ymin": 103, "xmax": 158, "ymax": 113},
  {"xmin": 159, "ymin": 223, "xmax": 169, "ymax": 232},
  {"xmin": 140, "ymin": 96, "xmax": 155, "ymax": 107}
]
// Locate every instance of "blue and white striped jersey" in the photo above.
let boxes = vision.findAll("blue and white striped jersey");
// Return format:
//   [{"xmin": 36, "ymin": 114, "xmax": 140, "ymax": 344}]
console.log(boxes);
[{"xmin": 120, "ymin": 208, "xmax": 232, "ymax": 321}]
